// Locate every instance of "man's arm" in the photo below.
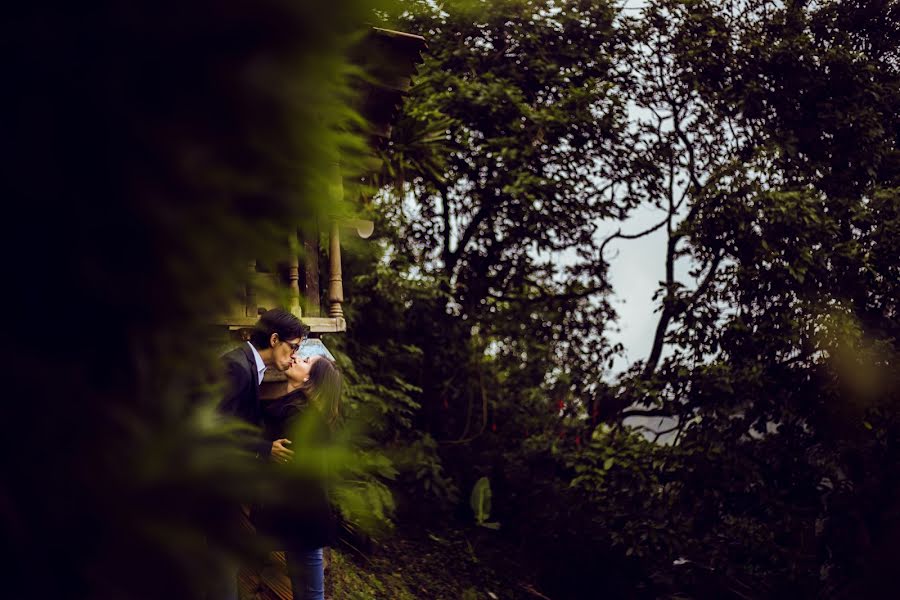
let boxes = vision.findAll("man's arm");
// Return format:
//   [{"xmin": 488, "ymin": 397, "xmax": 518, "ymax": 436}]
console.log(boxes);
[
  {"xmin": 219, "ymin": 358, "xmax": 273, "ymax": 458},
  {"xmin": 253, "ymin": 437, "xmax": 274, "ymax": 460}
]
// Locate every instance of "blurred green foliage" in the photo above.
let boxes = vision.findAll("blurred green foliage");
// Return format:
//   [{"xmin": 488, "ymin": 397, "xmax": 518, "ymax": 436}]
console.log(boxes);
[
  {"xmin": 469, "ymin": 477, "xmax": 499, "ymax": 530},
  {"xmin": 2, "ymin": 1, "xmax": 398, "ymax": 598}
]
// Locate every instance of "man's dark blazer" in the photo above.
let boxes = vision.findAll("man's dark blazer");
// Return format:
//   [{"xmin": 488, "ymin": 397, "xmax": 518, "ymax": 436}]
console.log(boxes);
[{"xmin": 219, "ymin": 343, "xmax": 271, "ymax": 457}]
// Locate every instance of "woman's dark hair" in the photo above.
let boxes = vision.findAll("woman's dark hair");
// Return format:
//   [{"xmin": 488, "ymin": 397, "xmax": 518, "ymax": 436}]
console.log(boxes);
[
  {"xmin": 249, "ymin": 308, "xmax": 306, "ymax": 349},
  {"xmin": 301, "ymin": 357, "xmax": 343, "ymax": 428}
]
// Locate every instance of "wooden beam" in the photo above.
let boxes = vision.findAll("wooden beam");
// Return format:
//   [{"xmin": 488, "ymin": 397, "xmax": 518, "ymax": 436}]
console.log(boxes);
[{"xmin": 302, "ymin": 316, "xmax": 347, "ymax": 333}]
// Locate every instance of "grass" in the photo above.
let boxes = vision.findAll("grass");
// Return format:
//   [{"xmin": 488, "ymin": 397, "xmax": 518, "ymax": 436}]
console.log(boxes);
[{"xmin": 328, "ymin": 524, "xmax": 542, "ymax": 600}]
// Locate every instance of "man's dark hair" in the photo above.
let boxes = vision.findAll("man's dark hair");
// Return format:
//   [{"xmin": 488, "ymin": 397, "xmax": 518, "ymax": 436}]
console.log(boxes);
[{"xmin": 249, "ymin": 309, "xmax": 306, "ymax": 349}]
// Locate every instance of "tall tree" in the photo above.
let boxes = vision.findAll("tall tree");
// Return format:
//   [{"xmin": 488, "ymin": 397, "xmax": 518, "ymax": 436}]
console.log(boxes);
[
  {"xmin": 378, "ymin": 0, "xmax": 633, "ymax": 445},
  {"xmin": 591, "ymin": 1, "xmax": 900, "ymax": 595}
]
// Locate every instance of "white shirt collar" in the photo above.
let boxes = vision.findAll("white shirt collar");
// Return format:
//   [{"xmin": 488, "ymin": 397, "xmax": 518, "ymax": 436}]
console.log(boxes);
[{"xmin": 247, "ymin": 341, "xmax": 267, "ymax": 385}]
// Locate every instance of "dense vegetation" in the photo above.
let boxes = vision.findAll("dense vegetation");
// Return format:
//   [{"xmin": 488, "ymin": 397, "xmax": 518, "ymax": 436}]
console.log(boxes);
[
  {"xmin": 4, "ymin": 1, "xmax": 382, "ymax": 598},
  {"xmin": 4, "ymin": 1, "xmax": 898, "ymax": 599},
  {"xmin": 335, "ymin": 1, "xmax": 900, "ymax": 598}
]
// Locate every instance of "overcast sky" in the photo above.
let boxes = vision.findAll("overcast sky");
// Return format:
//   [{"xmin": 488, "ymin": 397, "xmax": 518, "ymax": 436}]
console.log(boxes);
[{"xmin": 600, "ymin": 203, "xmax": 693, "ymax": 377}]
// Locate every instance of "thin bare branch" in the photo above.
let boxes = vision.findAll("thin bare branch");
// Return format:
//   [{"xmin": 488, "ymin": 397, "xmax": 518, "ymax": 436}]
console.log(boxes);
[
  {"xmin": 620, "ymin": 408, "xmax": 673, "ymax": 419},
  {"xmin": 439, "ymin": 186, "xmax": 452, "ymax": 268},
  {"xmin": 643, "ymin": 251, "xmax": 723, "ymax": 379},
  {"xmin": 671, "ymin": 113, "xmax": 704, "ymax": 193},
  {"xmin": 445, "ymin": 188, "xmax": 495, "ymax": 275},
  {"xmin": 686, "ymin": 251, "xmax": 724, "ymax": 308},
  {"xmin": 653, "ymin": 422, "xmax": 682, "ymax": 443},
  {"xmin": 599, "ymin": 215, "xmax": 670, "ymax": 258}
]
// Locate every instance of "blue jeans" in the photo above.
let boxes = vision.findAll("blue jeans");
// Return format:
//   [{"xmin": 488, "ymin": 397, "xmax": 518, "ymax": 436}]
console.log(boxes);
[{"xmin": 286, "ymin": 548, "xmax": 325, "ymax": 600}]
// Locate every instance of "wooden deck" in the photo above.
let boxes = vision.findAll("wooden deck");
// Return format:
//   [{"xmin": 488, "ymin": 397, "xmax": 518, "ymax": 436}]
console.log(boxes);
[
  {"xmin": 237, "ymin": 512, "xmax": 332, "ymax": 600},
  {"xmin": 238, "ymin": 551, "xmax": 292, "ymax": 600}
]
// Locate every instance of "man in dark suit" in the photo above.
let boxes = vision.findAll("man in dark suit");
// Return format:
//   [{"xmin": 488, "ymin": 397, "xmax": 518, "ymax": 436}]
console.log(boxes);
[
  {"xmin": 220, "ymin": 308, "xmax": 307, "ymax": 463},
  {"xmin": 213, "ymin": 308, "xmax": 306, "ymax": 600}
]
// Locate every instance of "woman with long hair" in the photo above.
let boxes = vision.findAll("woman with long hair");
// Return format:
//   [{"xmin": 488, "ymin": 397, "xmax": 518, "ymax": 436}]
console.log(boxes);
[{"xmin": 254, "ymin": 353, "xmax": 342, "ymax": 600}]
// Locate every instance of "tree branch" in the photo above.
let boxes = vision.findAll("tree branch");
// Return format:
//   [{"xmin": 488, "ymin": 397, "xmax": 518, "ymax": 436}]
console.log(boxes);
[
  {"xmin": 439, "ymin": 186, "xmax": 452, "ymax": 269},
  {"xmin": 653, "ymin": 422, "xmax": 682, "ymax": 443},
  {"xmin": 642, "ymin": 251, "xmax": 723, "ymax": 379},
  {"xmin": 620, "ymin": 408, "xmax": 673, "ymax": 419},
  {"xmin": 445, "ymin": 196, "xmax": 493, "ymax": 276},
  {"xmin": 643, "ymin": 306, "xmax": 673, "ymax": 380},
  {"xmin": 643, "ymin": 149, "xmax": 680, "ymax": 379},
  {"xmin": 671, "ymin": 110, "xmax": 704, "ymax": 194},
  {"xmin": 599, "ymin": 215, "xmax": 670, "ymax": 259},
  {"xmin": 486, "ymin": 282, "xmax": 606, "ymax": 304},
  {"xmin": 686, "ymin": 251, "xmax": 724, "ymax": 308}
]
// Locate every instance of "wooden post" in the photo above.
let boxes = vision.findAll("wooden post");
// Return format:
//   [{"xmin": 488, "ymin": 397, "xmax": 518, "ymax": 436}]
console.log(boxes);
[{"xmin": 328, "ymin": 220, "xmax": 344, "ymax": 318}]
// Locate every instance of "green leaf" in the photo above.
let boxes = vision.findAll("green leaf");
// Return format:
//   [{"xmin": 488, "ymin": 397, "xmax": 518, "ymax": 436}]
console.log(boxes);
[{"xmin": 470, "ymin": 476, "xmax": 493, "ymax": 524}]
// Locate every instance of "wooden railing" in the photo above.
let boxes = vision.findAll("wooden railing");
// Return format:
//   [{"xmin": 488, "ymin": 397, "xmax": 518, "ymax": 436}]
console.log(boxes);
[{"xmin": 216, "ymin": 218, "xmax": 373, "ymax": 335}]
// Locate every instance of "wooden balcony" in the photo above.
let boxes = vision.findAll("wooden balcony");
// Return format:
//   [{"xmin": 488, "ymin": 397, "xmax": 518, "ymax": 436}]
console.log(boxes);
[{"xmin": 215, "ymin": 28, "xmax": 425, "ymax": 339}]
